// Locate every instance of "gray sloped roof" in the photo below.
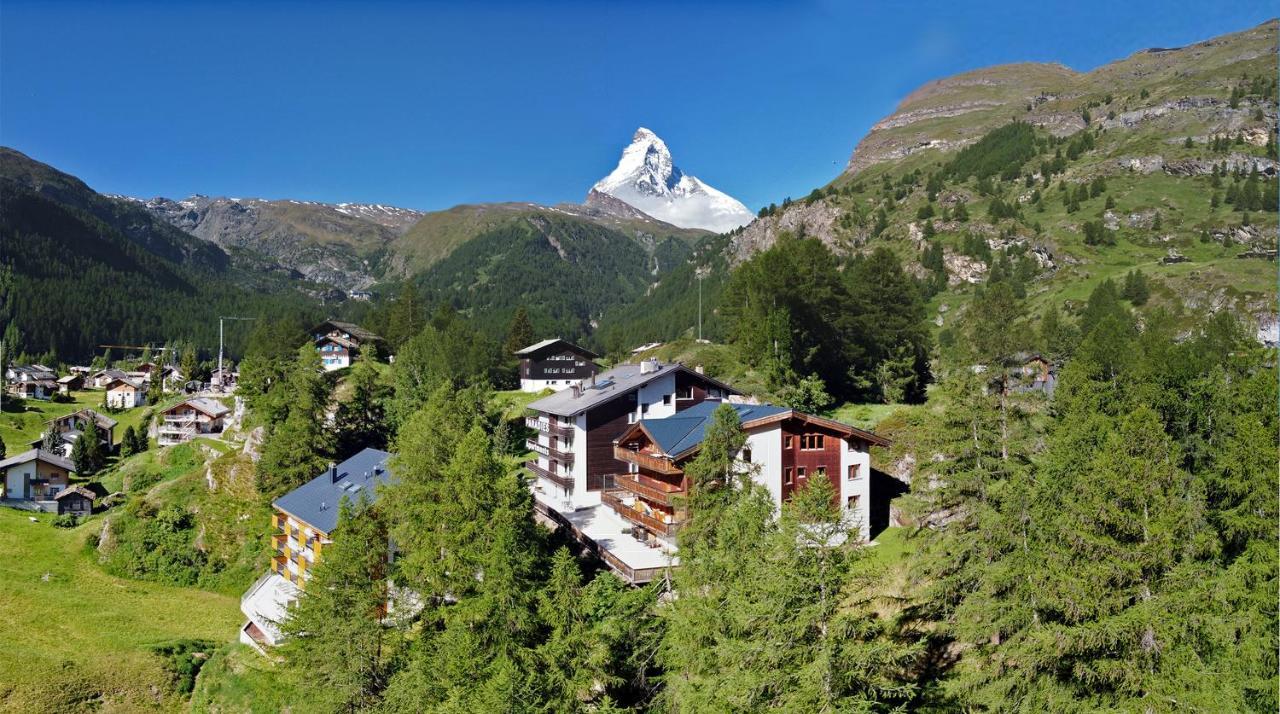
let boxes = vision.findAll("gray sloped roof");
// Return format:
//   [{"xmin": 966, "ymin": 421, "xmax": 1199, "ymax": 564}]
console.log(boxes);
[
  {"xmin": 527, "ymin": 362, "xmax": 736, "ymax": 418},
  {"xmin": 312, "ymin": 320, "xmax": 382, "ymax": 343},
  {"xmin": 513, "ymin": 337, "xmax": 600, "ymax": 359},
  {"xmin": 0, "ymin": 448, "xmax": 75, "ymax": 473},
  {"xmin": 272, "ymin": 448, "xmax": 395, "ymax": 534}
]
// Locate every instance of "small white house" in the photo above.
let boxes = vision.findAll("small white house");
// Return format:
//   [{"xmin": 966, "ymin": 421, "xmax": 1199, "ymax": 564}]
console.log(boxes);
[{"xmin": 104, "ymin": 377, "xmax": 146, "ymax": 409}]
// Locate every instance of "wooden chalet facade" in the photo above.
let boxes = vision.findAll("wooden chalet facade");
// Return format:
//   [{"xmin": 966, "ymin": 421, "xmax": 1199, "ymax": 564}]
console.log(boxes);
[
  {"xmin": 158, "ymin": 398, "xmax": 231, "ymax": 445},
  {"xmin": 312, "ymin": 320, "xmax": 384, "ymax": 371},
  {"xmin": 524, "ymin": 360, "xmax": 740, "ymax": 583},
  {"xmin": 524, "ymin": 359, "xmax": 736, "ymax": 512},
  {"xmin": 609, "ymin": 402, "xmax": 890, "ymax": 560},
  {"xmin": 514, "ymin": 338, "xmax": 602, "ymax": 392}
]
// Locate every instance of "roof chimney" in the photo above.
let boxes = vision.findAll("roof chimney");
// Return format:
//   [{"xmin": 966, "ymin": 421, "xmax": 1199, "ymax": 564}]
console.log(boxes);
[
  {"xmin": 640, "ymin": 358, "xmax": 659, "ymax": 375},
  {"xmin": 571, "ymin": 383, "xmax": 582, "ymax": 398},
  {"xmin": 329, "ymin": 462, "xmax": 339, "ymax": 483},
  {"xmin": 695, "ymin": 364, "xmax": 705, "ymax": 374}
]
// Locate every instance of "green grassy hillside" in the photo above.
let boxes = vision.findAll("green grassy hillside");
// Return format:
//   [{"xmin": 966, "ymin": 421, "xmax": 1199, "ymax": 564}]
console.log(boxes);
[{"xmin": 0, "ymin": 508, "xmax": 241, "ymax": 711}]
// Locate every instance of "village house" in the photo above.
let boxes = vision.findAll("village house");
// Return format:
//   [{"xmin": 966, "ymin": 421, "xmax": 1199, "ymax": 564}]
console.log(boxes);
[
  {"xmin": 104, "ymin": 377, "xmax": 147, "ymax": 409},
  {"xmin": 5, "ymin": 364, "xmax": 57, "ymax": 400},
  {"xmin": 158, "ymin": 398, "xmax": 231, "ymax": 446},
  {"xmin": 56, "ymin": 374, "xmax": 84, "ymax": 394},
  {"xmin": 53, "ymin": 485, "xmax": 96, "ymax": 516},
  {"xmin": 240, "ymin": 448, "xmax": 396, "ymax": 651},
  {"xmin": 514, "ymin": 338, "xmax": 602, "ymax": 392},
  {"xmin": 601, "ymin": 402, "xmax": 890, "ymax": 583},
  {"xmin": 90, "ymin": 368, "xmax": 128, "ymax": 389},
  {"xmin": 31, "ymin": 409, "xmax": 117, "ymax": 457},
  {"xmin": 312, "ymin": 320, "xmax": 384, "ymax": 371},
  {"xmin": 0, "ymin": 449, "xmax": 75, "ymax": 512}
]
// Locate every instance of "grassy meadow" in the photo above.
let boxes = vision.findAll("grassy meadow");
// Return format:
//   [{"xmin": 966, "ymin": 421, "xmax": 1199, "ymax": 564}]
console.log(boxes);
[{"xmin": 0, "ymin": 508, "xmax": 242, "ymax": 712}]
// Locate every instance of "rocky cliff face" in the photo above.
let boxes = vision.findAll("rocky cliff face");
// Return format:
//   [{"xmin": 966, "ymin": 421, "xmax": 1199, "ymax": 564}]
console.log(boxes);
[
  {"xmin": 716, "ymin": 20, "xmax": 1278, "ymax": 345},
  {"xmin": 123, "ymin": 195, "xmax": 423, "ymax": 290},
  {"xmin": 844, "ymin": 22, "xmax": 1279, "ymax": 177}
]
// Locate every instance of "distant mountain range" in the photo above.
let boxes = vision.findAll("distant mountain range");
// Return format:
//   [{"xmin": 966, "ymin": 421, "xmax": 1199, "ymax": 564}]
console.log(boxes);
[{"xmin": 2, "ymin": 19, "xmax": 1276, "ymax": 359}]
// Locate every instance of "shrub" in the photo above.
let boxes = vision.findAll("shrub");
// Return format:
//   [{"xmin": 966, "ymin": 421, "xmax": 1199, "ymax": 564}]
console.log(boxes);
[{"xmin": 52, "ymin": 514, "xmax": 80, "ymax": 529}]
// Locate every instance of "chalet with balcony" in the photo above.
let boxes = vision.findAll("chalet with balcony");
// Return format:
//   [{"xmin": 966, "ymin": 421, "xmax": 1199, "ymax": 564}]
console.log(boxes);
[
  {"xmin": 514, "ymin": 338, "xmax": 602, "ymax": 392},
  {"xmin": 5, "ymin": 364, "xmax": 56, "ymax": 400},
  {"xmin": 158, "ymin": 398, "xmax": 231, "ymax": 446},
  {"xmin": 523, "ymin": 359, "xmax": 737, "ymax": 583},
  {"xmin": 31, "ymin": 409, "xmax": 116, "ymax": 457},
  {"xmin": 240, "ymin": 448, "xmax": 395, "ymax": 651},
  {"xmin": 524, "ymin": 359, "xmax": 736, "ymax": 512},
  {"xmin": 0, "ymin": 449, "xmax": 75, "ymax": 512},
  {"xmin": 312, "ymin": 320, "xmax": 384, "ymax": 371},
  {"xmin": 608, "ymin": 402, "xmax": 891, "ymax": 565}
]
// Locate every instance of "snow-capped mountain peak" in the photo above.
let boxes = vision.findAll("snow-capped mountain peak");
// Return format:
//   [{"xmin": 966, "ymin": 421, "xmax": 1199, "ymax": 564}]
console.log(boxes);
[{"xmin": 590, "ymin": 128, "xmax": 754, "ymax": 233}]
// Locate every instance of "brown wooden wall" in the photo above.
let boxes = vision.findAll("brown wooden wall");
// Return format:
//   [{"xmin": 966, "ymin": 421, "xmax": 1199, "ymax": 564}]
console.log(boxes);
[
  {"xmin": 779, "ymin": 419, "xmax": 844, "ymax": 504},
  {"xmin": 584, "ymin": 390, "xmax": 638, "ymax": 491}
]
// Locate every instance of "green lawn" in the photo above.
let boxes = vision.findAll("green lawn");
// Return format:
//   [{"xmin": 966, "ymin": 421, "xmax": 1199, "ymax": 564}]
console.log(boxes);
[
  {"xmin": 189, "ymin": 644, "xmax": 300, "ymax": 713},
  {"xmin": 0, "ymin": 388, "xmax": 175, "ymax": 454},
  {"xmin": 825, "ymin": 402, "xmax": 915, "ymax": 431},
  {"xmin": 0, "ymin": 508, "xmax": 242, "ymax": 711},
  {"xmin": 492, "ymin": 387, "xmax": 549, "ymax": 421}
]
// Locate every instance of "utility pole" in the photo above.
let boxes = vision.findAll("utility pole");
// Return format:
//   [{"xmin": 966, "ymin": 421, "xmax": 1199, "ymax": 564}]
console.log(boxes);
[
  {"xmin": 217, "ymin": 316, "xmax": 256, "ymax": 391},
  {"xmin": 696, "ymin": 267, "xmax": 707, "ymax": 342}
]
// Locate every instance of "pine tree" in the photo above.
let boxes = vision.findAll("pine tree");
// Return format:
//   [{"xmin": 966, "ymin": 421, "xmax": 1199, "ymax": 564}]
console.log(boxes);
[
  {"xmin": 1038, "ymin": 304, "xmax": 1077, "ymax": 362},
  {"xmin": 333, "ymin": 352, "xmax": 388, "ymax": 460},
  {"xmin": 280, "ymin": 495, "xmax": 393, "ymax": 712},
  {"xmin": 71, "ymin": 418, "xmax": 105, "ymax": 476},
  {"xmin": 257, "ymin": 345, "xmax": 333, "ymax": 500},
  {"xmin": 503, "ymin": 306, "xmax": 535, "ymax": 355},
  {"xmin": 664, "ymin": 407, "xmax": 920, "ymax": 711},
  {"xmin": 120, "ymin": 425, "xmax": 137, "ymax": 457}
]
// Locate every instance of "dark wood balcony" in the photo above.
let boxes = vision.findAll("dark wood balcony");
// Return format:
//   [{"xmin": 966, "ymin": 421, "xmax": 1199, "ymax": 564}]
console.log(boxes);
[
  {"xmin": 602, "ymin": 489, "xmax": 682, "ymax": 538},
  {"xmin": 612, "ymin": 445, "xmax": 682, "ymax": 475},
  {"xmin": 525, "ymin": 416, "xmax": 574, "ymax": 438},
  {"xmin": 526, "ymin": 439, "xmax": 574, "ymax": 463},
  {"xmin": 526, "ymin": 459, "xmax": 573, "ymax": 490},
  {"xmin": 613, "ymin": 472, "xmax": 683, "ymax": 507}
]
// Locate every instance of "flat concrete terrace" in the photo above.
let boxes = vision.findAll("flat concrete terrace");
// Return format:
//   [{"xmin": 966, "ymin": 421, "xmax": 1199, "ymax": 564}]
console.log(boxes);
[{"xmin": 534, "ymin": 491, "xmax": 679, "ymax": 584}]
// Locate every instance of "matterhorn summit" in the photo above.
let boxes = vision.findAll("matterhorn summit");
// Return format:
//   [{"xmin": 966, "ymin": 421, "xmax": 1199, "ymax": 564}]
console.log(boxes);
[{"xmin": 590, "ymin": 128, "xmax": 755, "ymax": 233}]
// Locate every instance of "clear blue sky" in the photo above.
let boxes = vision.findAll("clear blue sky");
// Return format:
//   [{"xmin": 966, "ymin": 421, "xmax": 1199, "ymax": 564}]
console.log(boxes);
[{"xmin": 1, "ymin": 1, "xmax": 1273, "ymax": 212}]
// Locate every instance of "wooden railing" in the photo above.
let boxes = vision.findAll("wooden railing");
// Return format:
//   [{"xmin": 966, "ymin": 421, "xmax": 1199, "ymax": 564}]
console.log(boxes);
[
  {"xmin": 602, "ymin": 490, "xmax": 682, "ymax": 538},
  {"xmin": 613, "ymin": 473, "xmax": 683, "ymax": 506},
  {"xmin": 525, "ymin": 460, "xmax": 574, "ymax": 490},
  {"xmin": 599, "ymin": 547, "xmax": 669, "ymax": 585},
  {"xmin": 612, "ymin": 446, "xmax": 682, "ymax": 475},
  {"xmin": 525, "ymin": 439, "xmax": 574, "ymax": 463},
  {"xmin": 525, "ymin": 416, "xmax": 574, "ymax": 438}
]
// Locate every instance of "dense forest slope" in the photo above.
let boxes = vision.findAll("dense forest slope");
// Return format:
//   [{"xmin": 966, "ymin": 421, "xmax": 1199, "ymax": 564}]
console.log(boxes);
[
  {"xmin": 608, "ymin": 20, "xmax": 1279, "ymax": 350},
  {"xmin": 413, "ymin": 210, "xmax": 694, "ymax": 339},
  {"xmin": 0, "ymin": 149, "xmax": 321, "ymax": 360}
]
